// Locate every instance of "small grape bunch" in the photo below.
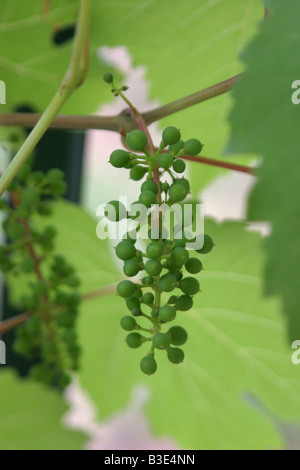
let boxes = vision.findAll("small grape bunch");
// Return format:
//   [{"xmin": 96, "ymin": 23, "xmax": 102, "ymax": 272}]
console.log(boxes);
[
  {"xmin": 102, "ymin": 81, "xmax": 215, "ymax": 376},
  {"xmin": 0, "ymin": 159, "xmax": 81, "ymax": 389}
]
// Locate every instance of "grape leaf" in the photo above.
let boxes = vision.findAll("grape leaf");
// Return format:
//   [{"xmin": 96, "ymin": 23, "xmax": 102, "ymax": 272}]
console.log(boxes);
[
  {"xmin": 227, "ymin": 0, "xmax": 300, "ymax": 340},
  {"xmin": 0, "ymin": 0, "xmax": 263, "ymax": 189},
  {"xmin": 37, "ymin": 203, "xmax": 298, "ymax": 450},
  {"xmin": 6, "ymin": 193, "xmax": 300, "ymax": 449},
  {"xmin": 0, "ymin": 0, "xmax": 118, "ymax": 114},
  {"xmin": 0, "ymin": 369, "xmax": 86, "ymax": 450}
]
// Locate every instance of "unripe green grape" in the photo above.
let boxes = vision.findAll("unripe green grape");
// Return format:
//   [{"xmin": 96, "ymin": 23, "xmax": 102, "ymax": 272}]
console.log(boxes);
[
  {"xmin": 180, "ymin": 277, "xmax": 200, "ymax": 295},
  {"xmin": 174, "ymin": 270, "xmax": 183, "ymax": 281},
  {"xmin": 183, "ymin": 138, "xmax": 203, "ymax": 156},
  {"xmin": 5, "ymin": 221, "xmax": 25, "ymax": 240},
  {"xmin": 141, "ymin": 180, "xmax": 158, "ymax": 194},
  {"xmin": 126, "ymin": 296, "xmax": 141, "ymax": 310},
  {"xmin": 185, "ymin": 257, "xmax": 203, "ymax": 274},
  {"xmin": 168, "ymin": 295, "xmax": 177, "ymax": 304},
  {"xmin": 174, "ymin": 238, "xmax": 186, "ymax": 248},
  {"xmin": 169, "ymin": 183, "xmax": 188, "ymax": 202},
  {"xmin": 161, "ymin": 181, "xmax": 170, "ymax": 192},
  {"xmin": 159, "ymin": 305, "xmax": 176, "ymax": 322},
  {"xmin": 151, "ymin": 307, "xmax": 159, "ymax": 318},
  {"xmin": 175, "ymin": 177, "xmax": 190, "ymax": 191},
  {"xmin": 133, "ymin": 287, "xmax": 143, "ymax": 299},
  {"xmin": 171, "ymin": 247, "xmax": 189, "ymax": 266},
  {"xmin": 169, "ymin": 140, "xmax": 184, "ymax": 154},
  {"xmin": 175, "ymin": 294, "xmax": 193, "ymax": 311},
  {"xmin": 130, "ymin": 165, "xmax": 148, "ymax": 181},
  {"xmin": 196, "ymin": 234, "xmax": 214, "ymax": 254},
  {"xmin": 140, "ymin": 355, "xmax": 157, "ymax": 375},
  {"xmin": 142, "ymin": 292, "xmax": 154, "ymax": 304},
  {"xmin": 145, "ymin": 259, "xmax": 162, "ymax": 276},
  {"xmin": 115, "ymin": 240, "xmax": 136, "ymax": 260},
  {"xmin": 162, "ymin": 126, "xmax": 181, "ymax": 145},
  {"xmin": 120, "ymin": 316, "xmax": 137, "ymax": 331},
  {"xmin": 167, "ymin": 347, "xmax": 184, "ymax": 364},
  {"xmin": 142, "ymin": 275, "xmax": 154, "ymax": 286},
  {"xmin": 117, "ymin": 280, "xmax": 136, "ymax": 298},
  {"xmin": 19, "ymin": 256, "xmax": 35, "ymax": 273},
  {"xmin": 21, "ymin": 188, "xmax": 40, "ymax": 207},
  {"xmin": 64, "ymin": 274, "xmax": 80, "ymax": 288},
  {"xmin": 103, "ymin": 72, "xmax": 113, "ymax": 83},
  {"xmin": 139, "ymin": 190, "xmax": 157, "ymax": 208},
  {"xmin": 172, "ymin": 159, "xmax": 186, "ymax": 173},
  {"xmin": 109, "ymin": 149, "xmax": 130, "ymax": 168},
  {"xmin": 167, "ymin": 326, "xmax": 188, "ymax": 346},
  {"xmin": 158, "ymin": 273, "xmax": 177, "ymax": 292},
  {"xmin": 126, "ymin": 332, "xmax": 143, "ymax": 348},
  {"xmin": 146, "ymin": 241, "xmax": 164, "ymax": 259},
  {"xmin": 47, "ymin": 168, "xmax": 64, "ymax": 185},
  {"xmin": 131, "ymin": 307, "xmax": 142, "ymax": 317},
  {"xmin": 105, "ymin": 200, "xmax": 127, "ymax": 221},
  {"xmin": 153, "ymin": 333, "xmax": 171, "ymax": 350},
  {"xmin": 123, "ymin": 260, "xmax": 140, "ymax": 277},
  {"xmin": 158, "ymin": 153, "xmax": 173, "ymax": 170},
  {"xmin": 126, "ymin": 130, "xmax": 148, "ymax": 151}
]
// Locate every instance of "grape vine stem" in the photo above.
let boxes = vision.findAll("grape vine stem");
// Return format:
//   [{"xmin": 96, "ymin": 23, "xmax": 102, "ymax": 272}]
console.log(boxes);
[{"xmin": 0, "ymin": 0, "xmax": 92, "ymax": 197}]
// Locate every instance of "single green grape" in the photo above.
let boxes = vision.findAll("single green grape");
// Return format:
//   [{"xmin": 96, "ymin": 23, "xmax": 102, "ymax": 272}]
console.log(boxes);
[
  {"xmin": 151, "ymin": 307, "xmax": 159, "ymax": 318},
  {"xmin": 126, "ymin": 130, "xmax": 148, "ymax": 151},
  {"xmin": 109, "ymin": 149, "xmax": 130, "ymax": 168},
  {"xmin": 162, "ymin": 126, "xmax": 181, "ymax": 145},
  {"xmin": 168, "ymin": 295, "xmax": 177, "ymax": 304},
  {"xmin": 105, "ymin": 200, "xmax": 127, "ymax": 221},
  {"xmin": 117, "ymin": 280, "xmax": 136, "ymax": 298},
  {"xmin": 161, "ymin": 181, "xmax": 170, "ymax": 192},
  {"xmin": 175, "ymin": 177, "xmax": 190, "ymax": 191},
  {"xmin": 22, "ymin": 187, "xmax": 40, "ymax": 206},
  {"xmin": 146, "ymin": 242, "xmax": 164, "ymax": 259},
  {"xmin": 123, "ymin": 260, "xmax": 140, "ymax": 277},
  {"xmin": 183, "ymin": 138, "xmax": 203, "ymax": 156},
  {"xmin": 172, "ymin": 159, "xmax": 186, "ymax": 173},
  {"xmin": 153, "ymin": 333, "xmax": 171, "ymax": 350},
  {"xmin": 180, "ymin": 277, "xmax": 200, "ymax": 295},
  {"xmin": 167, "ymin": 326, "xmax": 188, "ymax": 346},
  {"xmin": 103, "ymin": 72, "xmax": 113, "ymax": 83},
  {"xmin": 5, "ymin": 221, "xmax": 25, "ymax": 240},
  {"xmin": 196, "ymin": 234, "xmax": 214, "ymax": 254},
  {"xmin": 169, "ymin": 183, "xmax": 188, "ymax": 202},
  {"xmin": 158, "ymin": 153, "xmax": 173, "ymax": 170},
  {"xmin": 120, "ymin": 316, "xmax": 137, "ymax": 331},
  {"xmin": 141, "ymin": 180, "xmax": 158, "ymax": 194},
  {"xmin": 126, "ymin": 296, "xmax": 140, "ymax": 310},
  {"xmin": 145, "ymin": 259, "xmax": 162, "ymax": 276},
  {"xmin": 115, "ymin": 240, "xmax": 136, "ymax": 260},
  {"xmin": 142, "ymin": 275, "xmax": 154, "ymax": 285},
  {"xmin": 185, "ymin": 257, "xmax": 203, "ymax": 274},
  {"xmin": 126, "ymin": 332, "xmax": 143, "ymax": 348},
  {"xmin": 158, "ymin": 305, "xmax": 176, "ymax": 322},
  {"xmin": 158, "ymin": 273, "xmax": 177, "ymax": 292},
  {"xmin": 171, "ymin": 247, "xmax": 189, "ymax": 266},
  {"xmin": 167, "ymin": 347, "xmax": 185, "ymax": 364},
  {"xmin": 169, "ymin": 140, "xmax": 184, "ymax": 154},
  {"xmin": 175, "ymin": 294, "xmax": 193, "ymax": 311},
  {"xmin": 140, "ymin": 355, "xmax": 157, "ymax": 375},
  {"xmin": 131, "ymin": 307, "xmax": 142, "ymax": 317},
  {"xmin": 19, "ymin": 256, "xmax": 35, "ymax": 273},
  {"xmin": 142, "ymin": 292, "xmax": 154, "ymax": 305},
  {"xmin": 130, "ymin": 165, "xmax": 148, "ymax": 181},
  {"xmin": 139, "ymin": 190, "xmax": 157, "ymax": 208}
]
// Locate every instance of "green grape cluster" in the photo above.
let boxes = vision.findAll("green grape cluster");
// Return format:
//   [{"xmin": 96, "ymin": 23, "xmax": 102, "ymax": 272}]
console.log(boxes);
[
  {"xmin": 105, "ymin": 118, "xmax": 214, "ymax": 375},
  {"xmin": 0, "ymin": 159, "xmax": 81, "ymax": 389}
]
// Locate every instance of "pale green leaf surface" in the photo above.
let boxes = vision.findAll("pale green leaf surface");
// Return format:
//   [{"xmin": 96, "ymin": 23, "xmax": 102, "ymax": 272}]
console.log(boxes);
[
  {"xmin": 0, "ymin": 369, "xmax": 86, "ymax": 450},
  {"xmin": 76, "ymin": 218, "xmax": 300, "ymax": 450},
  {"xmin": 227, "ymin": 0, "xmax": 300, "ymax": 339}
]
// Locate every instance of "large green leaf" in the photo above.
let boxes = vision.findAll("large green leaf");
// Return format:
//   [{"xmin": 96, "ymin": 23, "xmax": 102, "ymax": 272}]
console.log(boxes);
[
  {"xmin": 0, "ymin": 0, "xmax": 262, "ymax": 189},
  {"xmin": 227, "ymin": 0, "xmax": 300, "ymax": 340},
  {"xmin": 71, "ymin": 216, "xmax": 300, "ymax": 450},
  {"xmin": 0, "ymin": 369, "xmax": 86, "ymax": 450}
]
